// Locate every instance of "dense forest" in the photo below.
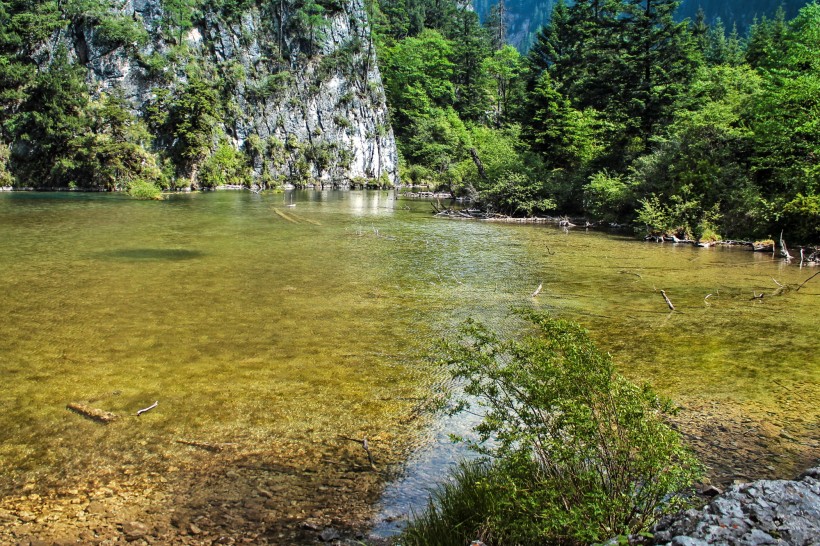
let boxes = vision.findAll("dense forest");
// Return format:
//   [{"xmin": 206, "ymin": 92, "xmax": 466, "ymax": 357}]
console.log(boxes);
[
  {"xmin": 470, "ymin": 1, "xmax": 810, "ymax": 51},
  {"xmin": 373, "ymin": 0, "xmax": 820, "ymax": 243},
  {"xmin": 677, "ymin": 0, "xmax": 808, "ymax": 32}
]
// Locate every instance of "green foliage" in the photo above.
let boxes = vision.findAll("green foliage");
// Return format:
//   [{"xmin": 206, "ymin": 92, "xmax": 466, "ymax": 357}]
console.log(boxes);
[
  {"xmin": 0, "ymin": 143, "xmax": 12, "ymax": 186},
  {"xmin": 382, "ymin": 29, "xmax": 455, "ymax": 125},
  {"xmin": 481, "ymin": 171, "xmax": 555, "ymax": 216},
  {"xmin": 293, "ymin": 0, "xmax": 331, "ymax": 57},
  {"xmin": 780, "ymin": 193, "xmax": 820, "ymax": 242},
  {"xmin": 127, "ymin": 179, "xmax": 163, "ymax": 199},
  {"xmin": 405, "ymin": 311, "xmax": 702, "ymax": 545},
  {"xmin": 583, "ymin": 170, "xmax": 632, "ymax": 221},
  {"xmin": 167, "ymin": 79, "xmax": 220, "ymax": 175},
  {"xmin": 481, "ymin": 45, "xmax": 526, "ymax": 126},
  {"xmin": 198, "ymin": 142, "xmax": 252, "ymax": 187},
  {"xmin": 8, "ymin": 46, "xmax": 90, "ymax": 187}
]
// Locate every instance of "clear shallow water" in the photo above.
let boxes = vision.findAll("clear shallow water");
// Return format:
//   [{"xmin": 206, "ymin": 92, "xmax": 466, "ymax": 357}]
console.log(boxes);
[{"xmin": 0, "ymin": 190, "xmax": 817, "ymax": 529}]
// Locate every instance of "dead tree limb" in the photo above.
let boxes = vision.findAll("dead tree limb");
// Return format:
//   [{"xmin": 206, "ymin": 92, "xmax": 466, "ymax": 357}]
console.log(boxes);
[
  {"xmin": 175, "ymin": 439, "xmax": 234, "ymax": 452},
  {"xmin": 660, "ymin": 290, "xmax": 675, "ymax": 311},
  {"xmin": 339, "ymin": 436, "xmax": 377, "ymax": 470},
  {"xmin": 469, "ymin": 148, "xmax": 488, "ymax": 181},
  {"xmin": 137, "ymin": 401, "xmax": 158, "ymax": 416},
  {"xmin": 796, "ymin": 271, "xmax": 820, "ymax": 292},
  {"xmin": 67, "ymin": 403, "xmax": 118, "ymax": 424},
  {"xmin": 779, "ymin": 231, "xmax": 793, "ymax": 261}
]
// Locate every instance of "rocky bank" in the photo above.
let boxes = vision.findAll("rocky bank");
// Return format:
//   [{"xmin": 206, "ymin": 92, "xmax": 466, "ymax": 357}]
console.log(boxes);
[{"xmin": 652, "ymin": 468, "xmax": 820, "ymax": 545}]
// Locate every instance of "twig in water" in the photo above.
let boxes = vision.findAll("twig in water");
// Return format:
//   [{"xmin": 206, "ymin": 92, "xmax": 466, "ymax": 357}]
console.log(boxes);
[
  {"xmin": 660, "ymin": 290, "xmax": 675, "ymax": 311},
  {"xmin": 175, "ymin": 439, "xmax": 234, "ymax": 452},
  {"xmin": 796, "ymin": 271, "xmax": 820, "ymax": 292},
  {"xmin": 704, "ymin": 293, "xmax": 713, "ymax": 303},
  {"xmin": 137, "ymin": 401, "xmax": 158, "ymax": 416},
  {"xmin": 771, "ymin": 277, "xmax": 784, "ymax": 288},
  {"xmin": 751, "ymin": 292, "xmax": 765, "ymax": 300},
  {"xmin": 619, "ymin": 270, "xmax": 643, "ymax": 279},
  {"xmin": 339, "ymin": 436, "xmax": 377, "ymax": 470},
  {"xmin": 531, "ymin": 283, "xmax": 543, "ymax": 298}
]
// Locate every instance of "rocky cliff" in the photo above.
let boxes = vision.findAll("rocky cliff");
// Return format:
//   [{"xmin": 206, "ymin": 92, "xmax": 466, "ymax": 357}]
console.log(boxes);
[{"xmin": 29, "ymin": 0, "xmax": 399, "ymax": 188}]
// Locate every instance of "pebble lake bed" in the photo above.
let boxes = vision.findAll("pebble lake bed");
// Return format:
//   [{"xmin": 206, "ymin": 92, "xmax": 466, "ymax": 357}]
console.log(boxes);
[{"xmin": 0, "ymin": 190, "xmax": 817, "ymax": 544}]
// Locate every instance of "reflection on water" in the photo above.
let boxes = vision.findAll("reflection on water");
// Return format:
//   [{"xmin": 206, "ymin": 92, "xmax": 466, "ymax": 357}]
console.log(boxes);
[{"xmin": 0, "ymin": 190, "xmax": 817, "ymax": 534}]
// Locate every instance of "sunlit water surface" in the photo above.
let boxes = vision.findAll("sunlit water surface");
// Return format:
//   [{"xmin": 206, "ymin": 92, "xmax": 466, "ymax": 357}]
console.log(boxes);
[{"xmin": 0, "ymin": 191, "xmax": 816, "ymax": 534}]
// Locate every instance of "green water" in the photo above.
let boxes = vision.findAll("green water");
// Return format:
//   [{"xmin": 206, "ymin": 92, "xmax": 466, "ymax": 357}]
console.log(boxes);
[{"xmin": 0, "ymin": 191, "xmax": 817, "ymax": 493}]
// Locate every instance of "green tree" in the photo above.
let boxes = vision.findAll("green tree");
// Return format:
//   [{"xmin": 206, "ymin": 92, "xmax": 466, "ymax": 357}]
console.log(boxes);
[
  {"xmin": 481, "ymin": 45, "xmax": 526, "ymax": 127},
  {"xmin": 167, "ymin": 80, "xmax": 220, "ymax": 184},
  {"xmin": 8, "ymin": 47, "xmax": 89, "ymax": 187},
  {"xmin": 382, "ymin": 29, "xmax": 455, "ymax": 125}
]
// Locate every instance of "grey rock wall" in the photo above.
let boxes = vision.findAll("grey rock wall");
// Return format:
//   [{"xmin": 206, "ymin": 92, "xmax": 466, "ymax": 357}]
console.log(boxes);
[{"xmin": 43, "ymin": 0, "xmax": 398, "ymax": 187}]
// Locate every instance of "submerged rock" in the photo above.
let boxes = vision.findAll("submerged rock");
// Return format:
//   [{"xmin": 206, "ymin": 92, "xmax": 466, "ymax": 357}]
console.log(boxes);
[{"xmin": 652, "ymin": 468, "xmax": 820, "ymax": 545}]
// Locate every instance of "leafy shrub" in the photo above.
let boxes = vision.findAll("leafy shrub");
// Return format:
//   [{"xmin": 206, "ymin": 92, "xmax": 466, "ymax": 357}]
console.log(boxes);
[
  {"xmin": 127, "ymin": 179, "xmax": 163, "ymax": 200},
  {"xmin": 480, "ymin": 171, "xmax": 555, "ymax": 216},
  {"xmin": 584, "ymin": 170, "xmax": 632, "ymax": 221},
  {"xmin": 780, "ymin": 193, "xmax": 820, "ymax": 243},
  {"xmin": 405, "ymin": 311, "xmax": 702, "ymax": 545},
  {"xmin": 198, "ymin": 143, "xmax": 252, "ymax": 187}
]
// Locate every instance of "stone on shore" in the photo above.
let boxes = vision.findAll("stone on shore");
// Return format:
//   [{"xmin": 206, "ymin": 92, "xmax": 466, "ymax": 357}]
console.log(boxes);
[{"xmin": 652, "ymin": 468, "xmax": 820, "ymax": 545}]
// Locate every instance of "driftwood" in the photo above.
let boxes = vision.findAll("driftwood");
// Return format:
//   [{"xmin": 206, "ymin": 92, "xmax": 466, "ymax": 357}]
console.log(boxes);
[
  {"xmin": 339, "ymin": 435, "xmax": 377, "ymax": 471},
  {"xmin": 175, "ymin": 439, "xmax": 234, "ymax": 452},
  {"xmin": 136, "ymin": 401, "xmax": 158, "ymax": 416},
  {"xmin": 67, "ymin": 403, "xmax": 118, "ymax": 424},
  {"xmin": 779, "ymin": 231, "xmax": 793, "ymax": 261},
  {"xmin": 660, "ymin": 290, "xmax": 675, "ymax": 311},
  {"xmin": 531, "ymin": 283, "xmax": 543, "ymax": 298}
]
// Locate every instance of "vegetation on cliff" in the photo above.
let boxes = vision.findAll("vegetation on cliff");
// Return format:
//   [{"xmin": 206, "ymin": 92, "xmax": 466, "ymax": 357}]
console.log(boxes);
[{"xmin": 0, "ymin": 0, "xmax": 396, "ymax": 191}]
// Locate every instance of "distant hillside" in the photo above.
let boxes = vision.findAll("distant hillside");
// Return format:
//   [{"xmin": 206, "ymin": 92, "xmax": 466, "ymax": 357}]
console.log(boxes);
[
  {"xmin": 677, "ymin": 0, "xmax": 808, "ymax": 31},
  {"xmin": 474, "ymin": 0, "xmax": 811, "ymax": 51},
  {"xmin": 473, "ymin": 0, "xmax": 556, "ymax": 50}
]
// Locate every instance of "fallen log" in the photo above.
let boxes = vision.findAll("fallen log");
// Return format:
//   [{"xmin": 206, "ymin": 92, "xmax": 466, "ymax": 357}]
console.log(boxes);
[{"xmin": 67, "ymin": 403, "xmax": 118, "ymax": 424}]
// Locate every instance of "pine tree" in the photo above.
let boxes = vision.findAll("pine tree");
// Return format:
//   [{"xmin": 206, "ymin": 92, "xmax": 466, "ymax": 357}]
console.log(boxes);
[{"xmin": 485, "ymin": 0, "xmax": 508, "ymax": 49}]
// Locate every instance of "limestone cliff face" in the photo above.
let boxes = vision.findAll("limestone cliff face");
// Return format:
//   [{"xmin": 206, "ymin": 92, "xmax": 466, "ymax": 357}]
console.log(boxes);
[{"xmin": 46, "ymin": 0, "xmax": 398, "ymax": 187}]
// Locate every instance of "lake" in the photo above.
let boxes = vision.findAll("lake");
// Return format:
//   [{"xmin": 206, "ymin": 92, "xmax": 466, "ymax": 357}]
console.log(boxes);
[{"xmin": 0, "ymin": 190, "xmax": 816, "ymax": 543}]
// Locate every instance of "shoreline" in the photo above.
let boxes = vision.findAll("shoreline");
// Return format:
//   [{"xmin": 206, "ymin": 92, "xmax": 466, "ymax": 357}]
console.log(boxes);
[{"xmin": 0, "ymin": 396, "xmax": 816, "ymax": 545}]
